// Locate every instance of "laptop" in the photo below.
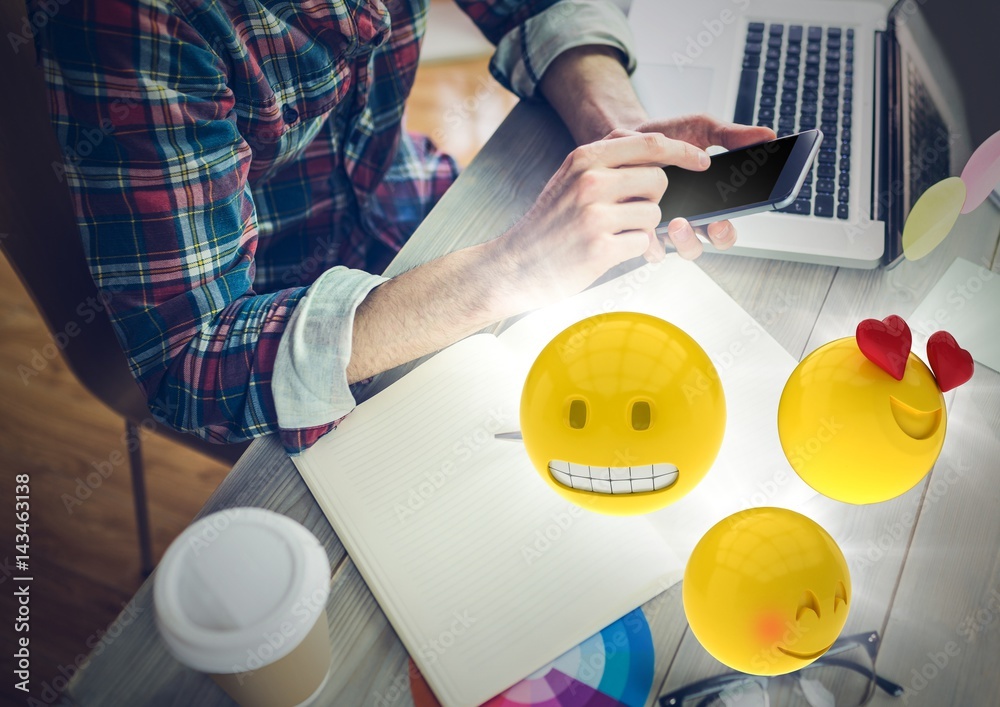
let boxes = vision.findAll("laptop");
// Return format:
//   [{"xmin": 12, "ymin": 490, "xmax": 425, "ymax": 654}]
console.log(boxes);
[{"xmin": 628, "ymin": 0, "xmax": 972, "ymax": 269}]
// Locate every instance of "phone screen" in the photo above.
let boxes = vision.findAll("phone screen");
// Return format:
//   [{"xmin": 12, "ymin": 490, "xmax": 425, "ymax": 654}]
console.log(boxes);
[{"xmin": 659, "ymin": 134, "xmax": 801, "ymax": 222}]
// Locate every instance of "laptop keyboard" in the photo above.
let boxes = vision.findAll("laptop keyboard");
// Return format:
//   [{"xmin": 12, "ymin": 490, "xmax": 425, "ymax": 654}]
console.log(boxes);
[
  {"xmin": 735, "ymin": 23, "xmax": 854, "ymax": 219},
  {"xmin": 907, "ymin": 62, "xmax": 951, "ymax": 209}
]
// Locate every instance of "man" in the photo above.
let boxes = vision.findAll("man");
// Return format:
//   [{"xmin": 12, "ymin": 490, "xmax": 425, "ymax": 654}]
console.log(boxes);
[{"xmin": 35, "ymin": 0, "xmax": 773, "ymax": 453}]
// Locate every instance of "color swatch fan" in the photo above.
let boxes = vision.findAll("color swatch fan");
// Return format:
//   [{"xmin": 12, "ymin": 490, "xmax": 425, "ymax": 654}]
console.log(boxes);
[{"xmin": 410, "ymin": 609, "xmax": 655, "ymax": 707}]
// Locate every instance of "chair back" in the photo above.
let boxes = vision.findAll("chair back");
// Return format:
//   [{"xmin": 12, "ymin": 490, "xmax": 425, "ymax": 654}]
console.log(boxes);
[
  {"xmin": 0, "ymin": 4, "xmax": 152, "ymax": 420},
  {"xmin": 0, "ymin": 5, "xmax": 248, "ymax": 463}
]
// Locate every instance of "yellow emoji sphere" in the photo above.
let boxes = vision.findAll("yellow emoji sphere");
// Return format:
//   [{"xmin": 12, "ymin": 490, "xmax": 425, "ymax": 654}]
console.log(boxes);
[
  {"xmin": 684, "ymin": 507, "xmax": 851, "ymax": 675},
  {"xmin": 520, "ymin": 312, "xmax": 725, "ymax": 516},
  {"xmin": 778, "ymin": 338, "xmax": 946, "ymax": 504}
]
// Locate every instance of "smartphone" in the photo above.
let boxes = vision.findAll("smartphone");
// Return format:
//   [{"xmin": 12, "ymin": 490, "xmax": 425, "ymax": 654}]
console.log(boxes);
[{"xmin": 658, "ymin": 129, "xmax": 823, "ymax": 227}]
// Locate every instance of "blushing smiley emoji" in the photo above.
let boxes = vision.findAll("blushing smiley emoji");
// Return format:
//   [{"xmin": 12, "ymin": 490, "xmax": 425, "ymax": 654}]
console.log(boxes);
[
  {"xmin": 519, "ymin": 312, "xmax": 726, "ymax": 516},
  {"xmin": 683, "ymin": 507, "xmax": 851, "ymax": 675},
  {"xmin": 777, "ymin": 316, "xmax": 973, "ymax": 504}
]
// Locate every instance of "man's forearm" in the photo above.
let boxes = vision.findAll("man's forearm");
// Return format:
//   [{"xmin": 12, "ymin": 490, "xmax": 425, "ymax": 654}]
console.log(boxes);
[
  {"xmin": 538, "ymin": 45, "xmax": 648, "ymax": 145},
  {"xmin": 345, "ymin": 240, "xmax": 516, "ymax": 383}
]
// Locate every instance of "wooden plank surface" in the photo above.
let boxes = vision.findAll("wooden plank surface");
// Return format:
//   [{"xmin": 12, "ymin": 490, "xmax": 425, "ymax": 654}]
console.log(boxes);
[
  {"xmin": 656, "ymin": 203, "xmax": 1000, "ymax": 703},
  {"xmin": 65, "ymin": 100, "xmax": 1000, "ymax": 707},
  {"xmin": 868, "ymin": 367, "xmax": 1000, "ymax": 706}
]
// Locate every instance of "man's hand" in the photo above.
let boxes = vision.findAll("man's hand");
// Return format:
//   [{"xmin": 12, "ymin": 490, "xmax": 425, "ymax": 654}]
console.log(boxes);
[
  {"xmin": 631, "ymin": 114, "xmax": 776, "ymax": 259},
  {"xmin": 490, "ymin": 131, "xmax": 709, "ymax": 312},
  {"xmin": 539, "ymin": 46, "xmax": 776, "ymax": 258}
]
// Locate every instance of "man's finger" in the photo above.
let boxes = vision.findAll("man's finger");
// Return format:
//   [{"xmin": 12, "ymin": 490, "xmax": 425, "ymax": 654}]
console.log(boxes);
[
  {"xmin": 602, "ymin": 128, "xmax": 644, "ymax": 141},
  {"xmin": 681, "ymin": 114, "xmax": 776, "ymax": 149},
  {"xmin": 642, "ymin": 230, "xmax": 667, "ymax": 263},
  {"xmin": 586, "ymin": 133, "xmax": 710, "ymax": 171},
  {"xmin": 607, "ymin": 229, "xmax": 655, "ymax": 264},
  {"xmin": 666, "ymin": 218, "xmax": 703, "ymax": 260},
  {"xmin": 631, "ymin": 114, "xmax": 777, "ymax": 150},
  {"xmin": 710, "ymin": 121, "xmax": 776, "ymax": 150},
  {"xmin": 603, "ymin": 166, "xmax": 669, "ymax": 203},
  {"xmin": 706, "ymin": 220, "xmax": 737, "ymax": 250},
  {"xmin": 613, "ymin": 200, "xmax": 664, "ymax": 235}
]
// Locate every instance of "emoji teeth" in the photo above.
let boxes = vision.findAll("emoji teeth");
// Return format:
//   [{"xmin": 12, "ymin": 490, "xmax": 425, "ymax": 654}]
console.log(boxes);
[{"xmin": 548, "ymin": 462, "xmax": 679, "ymax": 494}]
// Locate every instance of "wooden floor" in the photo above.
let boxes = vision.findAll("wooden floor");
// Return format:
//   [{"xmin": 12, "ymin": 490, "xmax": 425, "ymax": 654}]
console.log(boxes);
[{"xmin": 0, "ymin": 55, "xmax": 515, "ymax": 706}]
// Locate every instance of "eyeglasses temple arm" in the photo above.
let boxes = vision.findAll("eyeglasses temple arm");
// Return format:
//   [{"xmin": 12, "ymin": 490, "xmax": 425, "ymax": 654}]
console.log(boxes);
[{"xmin": 873, "ymin": 673, "xmax": 906, "ymax": 697}]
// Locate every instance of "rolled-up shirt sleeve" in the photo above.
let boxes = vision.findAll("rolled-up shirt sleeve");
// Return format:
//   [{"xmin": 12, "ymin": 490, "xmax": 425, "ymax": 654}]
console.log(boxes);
[
  {"xmin": 458, "ymin": 0, "xmax": 637, "ymax": 100},
  {"xmin": 272, "ymin": 267, "xmax": 387, "ymax": 432}
]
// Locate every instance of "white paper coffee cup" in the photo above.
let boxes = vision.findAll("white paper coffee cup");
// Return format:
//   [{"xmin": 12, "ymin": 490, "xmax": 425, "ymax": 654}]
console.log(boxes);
[{"xmin": 154, "ymin": 508, "xmax": 332, "ymax": 707}]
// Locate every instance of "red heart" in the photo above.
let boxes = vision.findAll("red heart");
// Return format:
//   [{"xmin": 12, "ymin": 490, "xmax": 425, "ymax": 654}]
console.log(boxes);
[
  {"xmin": 927, "ymin": 331, "xmax": 974, "ymax": 392},
  {"xmin": 856, "ymin": 315, "xmax": 912, "ymax": 380}
]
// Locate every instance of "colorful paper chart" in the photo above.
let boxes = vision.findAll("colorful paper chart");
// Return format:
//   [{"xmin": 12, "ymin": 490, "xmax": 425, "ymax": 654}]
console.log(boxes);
[{"xmin": 410, "ymin": 608, "xmax": 655, "ymax": 707}]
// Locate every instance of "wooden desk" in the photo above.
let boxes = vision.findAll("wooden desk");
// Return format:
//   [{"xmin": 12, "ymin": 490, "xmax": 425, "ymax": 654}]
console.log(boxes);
[{"xmin": 64, "ymin": 101, "xmax": 1000, "ymax": 706}]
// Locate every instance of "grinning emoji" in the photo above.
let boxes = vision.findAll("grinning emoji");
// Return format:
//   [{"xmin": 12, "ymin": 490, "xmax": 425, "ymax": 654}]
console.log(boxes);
[
  {"xmin": 519, "ymin": 312, "xmax": 726, "ymax": 516},
  {"xmin": 683, "ymin": 507, "xmax": 851, "ymax": 675},
  {"xmin": 778, "ymin": 315, "xmax": 974, "ymax": 504}
]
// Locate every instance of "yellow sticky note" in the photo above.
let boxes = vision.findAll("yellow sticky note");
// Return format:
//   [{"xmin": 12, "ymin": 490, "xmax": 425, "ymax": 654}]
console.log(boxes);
[{"xmin": 902, "ymin": 177, "xmax": 967, "ymax": 261}]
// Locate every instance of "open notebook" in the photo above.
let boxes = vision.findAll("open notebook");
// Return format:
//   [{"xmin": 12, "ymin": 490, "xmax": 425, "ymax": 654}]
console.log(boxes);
[{"xmin": 292, "ymin": 256, "xmax": 815, "ymax": 706}]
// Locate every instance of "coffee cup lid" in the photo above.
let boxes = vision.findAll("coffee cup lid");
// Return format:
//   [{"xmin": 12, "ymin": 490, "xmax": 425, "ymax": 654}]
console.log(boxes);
[{"xmin": 154, "ymin": 508, "xmax": 331, "ymax": 674}]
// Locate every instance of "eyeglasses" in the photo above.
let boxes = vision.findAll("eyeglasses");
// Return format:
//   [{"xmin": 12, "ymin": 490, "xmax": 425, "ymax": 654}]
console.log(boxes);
[{"xmin": 659, "ymin": 631, "xmax": 905, "ymax": 707}]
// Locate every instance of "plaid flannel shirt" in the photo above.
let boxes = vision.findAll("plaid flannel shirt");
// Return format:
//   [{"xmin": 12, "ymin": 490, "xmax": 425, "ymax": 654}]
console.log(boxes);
[{"xmin": 34, "ymin": 0, "xmax": 635, "ymax": 454}]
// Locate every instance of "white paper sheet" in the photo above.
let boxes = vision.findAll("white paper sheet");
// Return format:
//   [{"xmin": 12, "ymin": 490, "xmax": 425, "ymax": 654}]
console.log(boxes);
[{"xmin": 909, "ymin": 257, "xmax": 1000, "ymax": 374}]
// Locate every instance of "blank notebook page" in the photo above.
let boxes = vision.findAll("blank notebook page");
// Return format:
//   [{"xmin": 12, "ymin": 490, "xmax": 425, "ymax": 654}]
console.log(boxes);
[{"xmin": 294, "ymin": 332, "xmax": 679, "ymax": 707}]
